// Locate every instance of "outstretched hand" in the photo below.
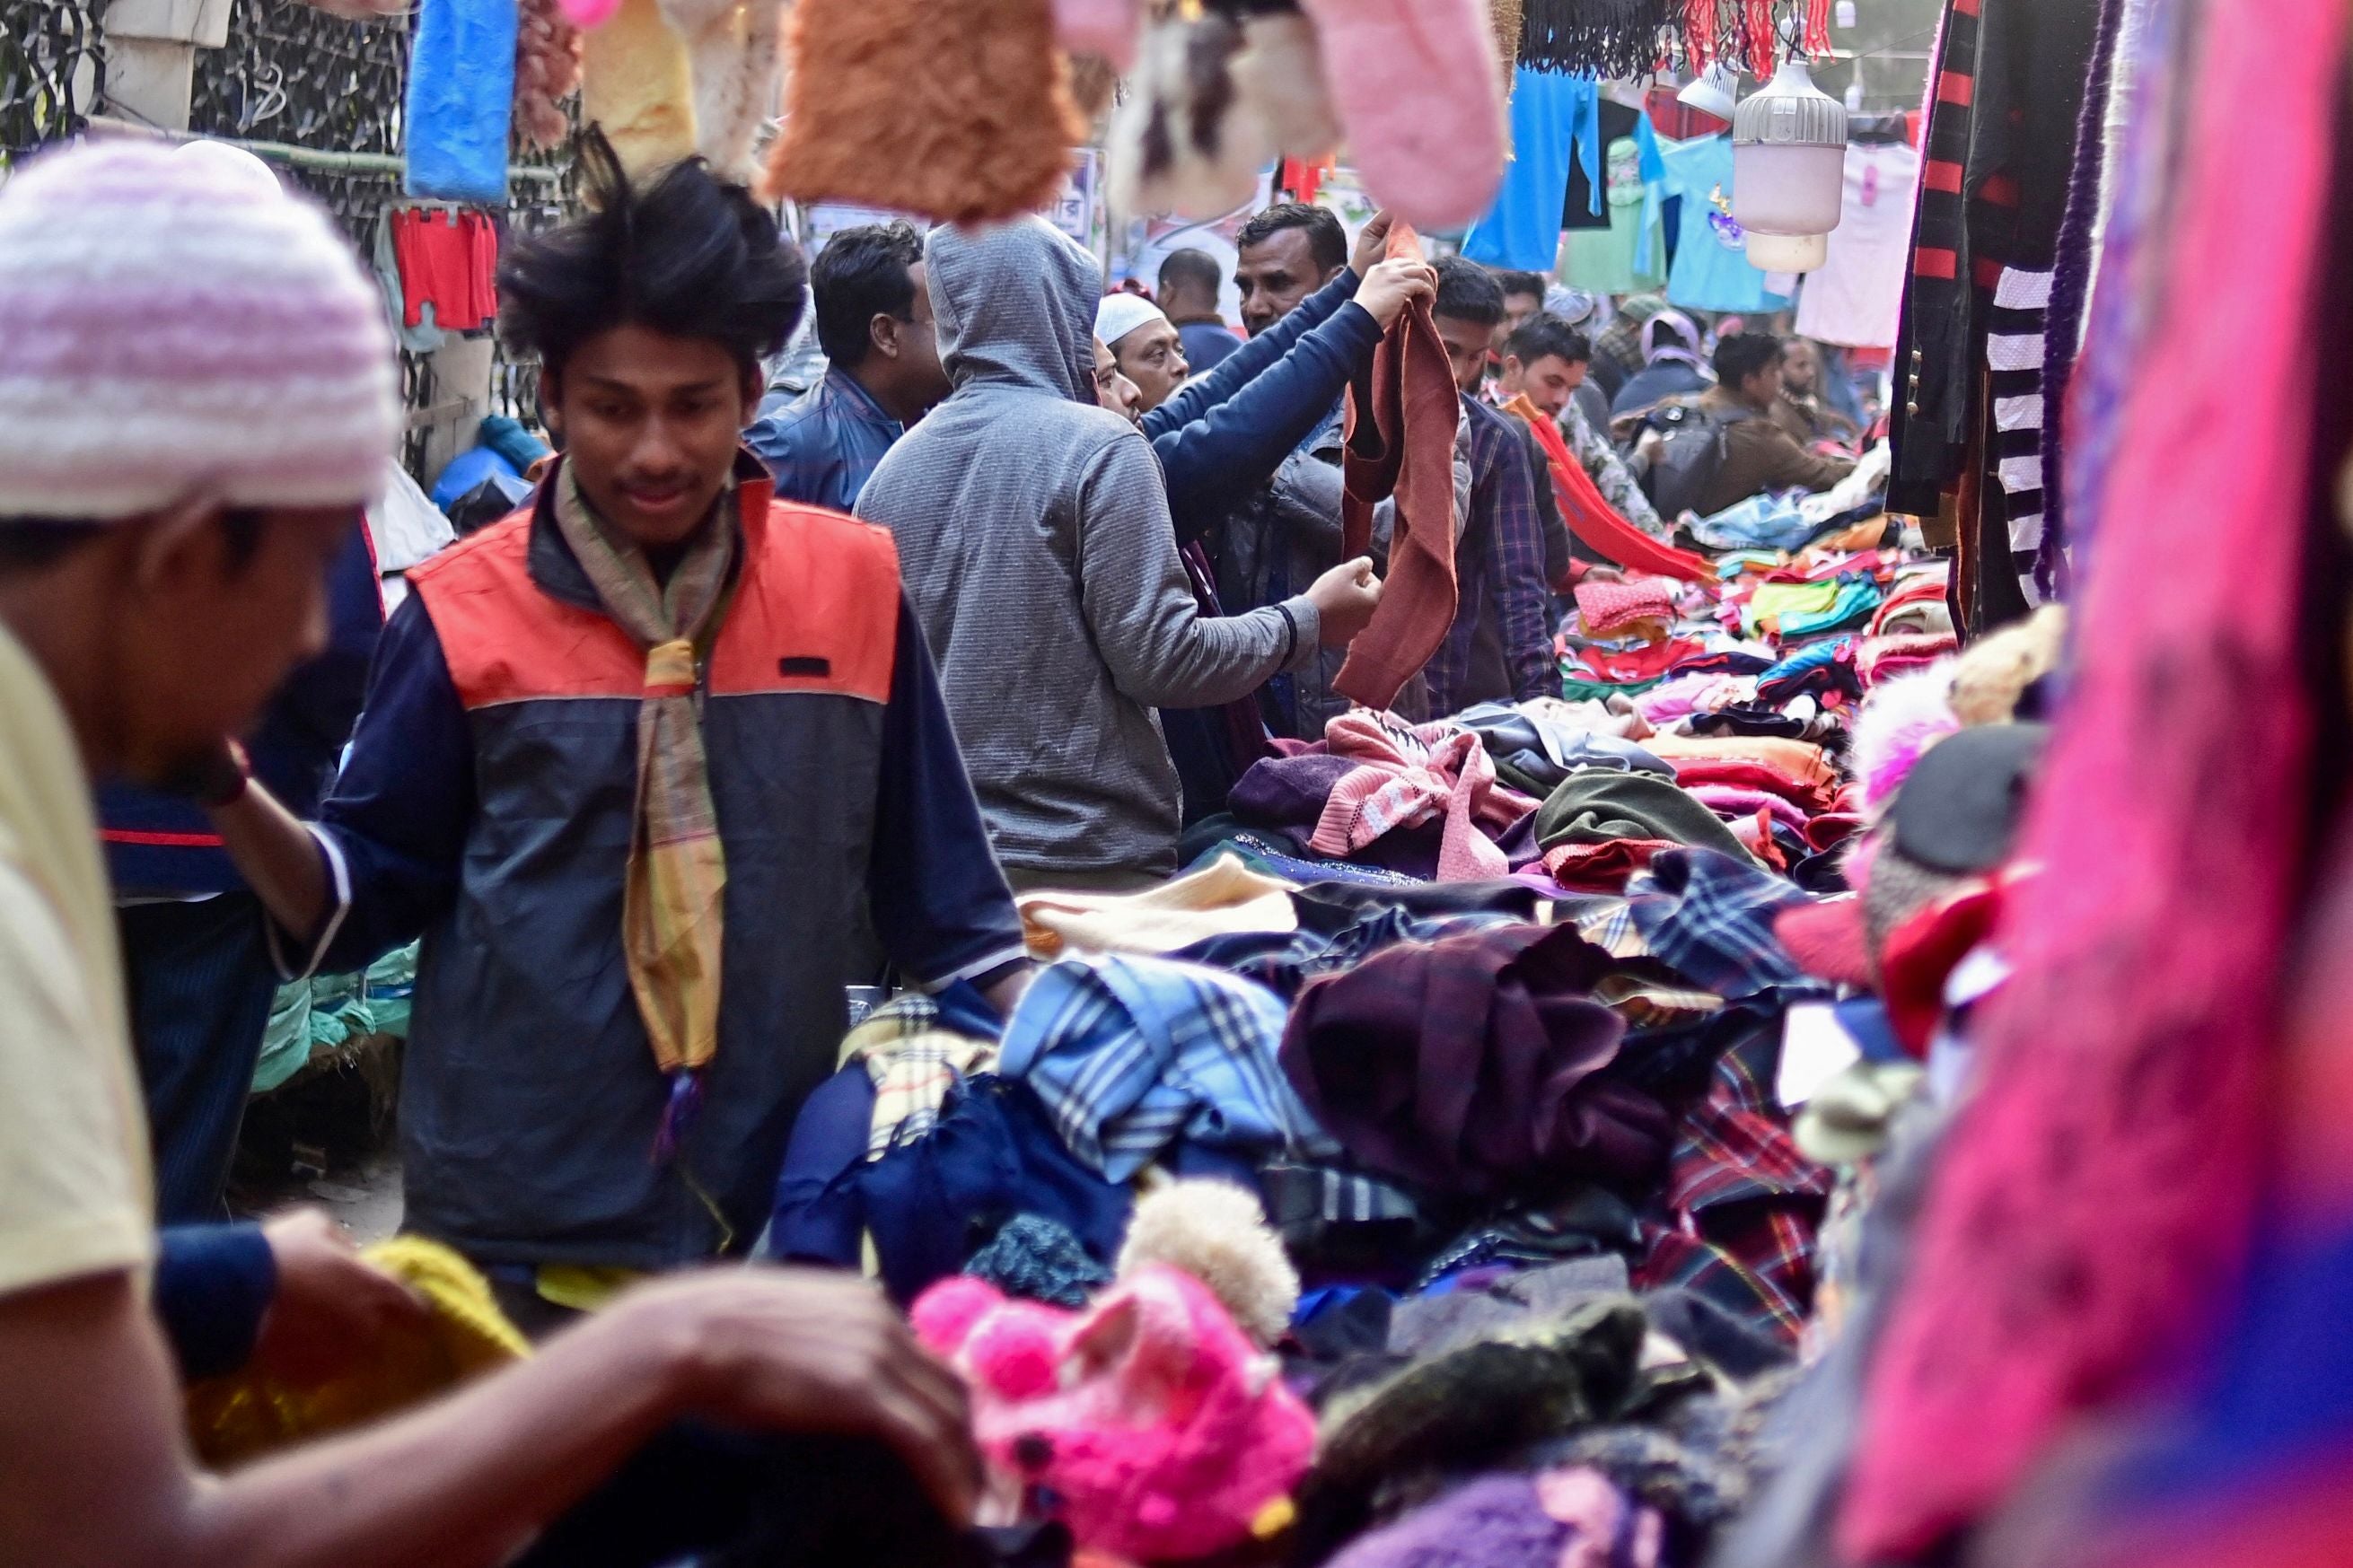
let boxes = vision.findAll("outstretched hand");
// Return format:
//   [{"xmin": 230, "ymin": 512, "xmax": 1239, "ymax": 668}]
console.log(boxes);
[{"xmin": 612, "ymin": 1266, "xmax": 983, "ymax": 1529}]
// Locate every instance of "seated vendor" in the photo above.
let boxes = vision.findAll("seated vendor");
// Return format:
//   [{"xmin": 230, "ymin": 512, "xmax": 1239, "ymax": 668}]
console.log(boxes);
[
  {"xmin": 1682, "ymin": 333, "xmax": 1860, "ymax": 521},
  {"xmin": 209, "ymin": 138, "xmax": 1033, "ymax": 1326}
]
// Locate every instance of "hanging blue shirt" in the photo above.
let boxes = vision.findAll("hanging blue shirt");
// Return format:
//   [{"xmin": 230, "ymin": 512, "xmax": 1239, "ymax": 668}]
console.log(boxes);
[
  {"xmin": 1661, "ymin": 135, "xmax": 1794, "ymax": 316},
  {"xmin": 1463, "ymin": 69, "xmax": 1602, "ymax": 271}
]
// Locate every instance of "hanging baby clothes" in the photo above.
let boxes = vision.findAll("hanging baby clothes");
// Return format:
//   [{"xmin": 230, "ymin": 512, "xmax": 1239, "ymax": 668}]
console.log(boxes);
[
  {"xmin": 1792, "ymin": 139, "xmax": 1921, "ymax": 349},
  {"xmin": 1660, "ymin": 134, "xmax": 1790, "ymax": 315},
  {"xmin": 1559, "ymin": 96, "xmax": 1643, "ymax": 231},
  {"xmin": 1462, "ymin": 69, "xmax": 1601, "ymax": 272},
  {"xmin": 388, "ymin": 208, "xmax": 499, "ymax": 332},
  {"xmin": 1560, "ymin": 121, "xmax": 1667, "ymax": 295}
]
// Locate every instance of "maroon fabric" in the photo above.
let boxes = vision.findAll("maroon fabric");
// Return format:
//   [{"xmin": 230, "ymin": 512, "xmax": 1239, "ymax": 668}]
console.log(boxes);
[
  {"xmin": 1335, "ymin": 225, "xmax": 1462, "ymax": 711},
  {"xmin": 1280, "ymin": 924, "xmax": 1672, "ymax": 1197}
]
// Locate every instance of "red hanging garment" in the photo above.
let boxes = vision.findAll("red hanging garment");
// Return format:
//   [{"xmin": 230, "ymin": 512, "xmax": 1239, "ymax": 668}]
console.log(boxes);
[{"xmin": 1333, "ymin": 223, "xmax": 1462, "ymax": 712}]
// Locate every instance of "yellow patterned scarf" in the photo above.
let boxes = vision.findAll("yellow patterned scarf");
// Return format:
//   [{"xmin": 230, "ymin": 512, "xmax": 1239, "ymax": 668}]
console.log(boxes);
[{"xmin": 550, "ymin": 462, "xmax": 733, "ymax": 1153}]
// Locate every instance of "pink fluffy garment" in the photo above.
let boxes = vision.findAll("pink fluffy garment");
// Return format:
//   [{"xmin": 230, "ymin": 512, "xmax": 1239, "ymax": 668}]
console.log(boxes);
[
  {"xmin": 912, "ymin": 1265, "xmax": 1316, "ymax": 1561},
  {"xmin": 1850, "ymin": 661, "xmax": 1959, "ymax": 813},
  {"xmin": 1293, "ymin": 0, "xmax": 1504, "ymax": 229}
]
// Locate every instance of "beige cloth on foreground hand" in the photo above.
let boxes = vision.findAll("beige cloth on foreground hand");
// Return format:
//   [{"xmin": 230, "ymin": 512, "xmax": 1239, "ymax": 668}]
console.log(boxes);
[{"xmin": 1019, "ymin": 854, "xmax": 1300, "ymax": 958}]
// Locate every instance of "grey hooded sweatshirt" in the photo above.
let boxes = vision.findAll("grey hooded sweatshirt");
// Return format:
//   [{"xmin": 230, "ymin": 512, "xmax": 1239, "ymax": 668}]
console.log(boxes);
[{"xmin": 856, "ymin": 217, "xmax": 1321, "ymax": 881}]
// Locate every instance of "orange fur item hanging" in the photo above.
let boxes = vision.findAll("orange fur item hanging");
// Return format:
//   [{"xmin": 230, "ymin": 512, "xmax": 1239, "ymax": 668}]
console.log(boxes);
[{"xmin": 761, "ymin": 0, "xmax": 1083, "ymax": 225}]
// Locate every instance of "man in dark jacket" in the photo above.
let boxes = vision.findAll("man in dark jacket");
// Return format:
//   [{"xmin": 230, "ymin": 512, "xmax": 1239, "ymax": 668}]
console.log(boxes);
[
  {"xmin": 100, "ymin": 522, "xmax": 383, "ymax": 1222},
  {"xmin": 1142, "ymin": 212, "xmax": 1430, "ymax": 542},
  {"xmin": 744, "ymin": 221, "xmax": 950, "ymax": 512},
  {"xmin": 1686, "ymin": 332, "xmax": 1858, "ymax": 518},
  {"xmin": 1202, "ymin": 204, "xmax": 1459, "ymax": 740}
]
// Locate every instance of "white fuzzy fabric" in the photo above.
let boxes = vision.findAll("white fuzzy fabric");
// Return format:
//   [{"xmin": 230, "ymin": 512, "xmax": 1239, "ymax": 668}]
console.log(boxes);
[
  {"xmin": 1109, "ymin": 14, "xmax": 1268, "ymax": 223},
  {"xmin": 1117, "ymin": 1178, "xmax": 1300, "ymax": 1349}
]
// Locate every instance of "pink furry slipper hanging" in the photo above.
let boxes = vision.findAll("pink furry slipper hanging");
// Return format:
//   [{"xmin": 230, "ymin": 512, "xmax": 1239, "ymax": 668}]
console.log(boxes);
[{"xmin": 1294, "ymin": 0, "xmax": 1505, "ymax": 230}]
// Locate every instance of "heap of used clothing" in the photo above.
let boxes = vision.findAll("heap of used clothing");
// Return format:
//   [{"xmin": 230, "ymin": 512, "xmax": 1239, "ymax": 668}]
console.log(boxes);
[
  {"xmin": 764, "ymin": 832, "xmax": 1863, "ymax": 1565},
  {"xmin": 753, "ymin": 446, "xmax": 1967, "ymax": 1564}
]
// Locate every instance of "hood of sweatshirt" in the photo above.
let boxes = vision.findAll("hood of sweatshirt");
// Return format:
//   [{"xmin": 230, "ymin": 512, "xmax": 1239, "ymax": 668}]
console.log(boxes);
[{"xmin": 926, "ymin": 215, "xmax": 1101, "ymax": 407}]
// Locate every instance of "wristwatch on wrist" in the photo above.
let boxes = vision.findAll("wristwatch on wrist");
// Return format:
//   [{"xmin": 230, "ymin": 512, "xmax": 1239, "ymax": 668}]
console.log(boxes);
[{"xmin": 189, "ymin": 739, "xmax": 253, "ymax": 810}]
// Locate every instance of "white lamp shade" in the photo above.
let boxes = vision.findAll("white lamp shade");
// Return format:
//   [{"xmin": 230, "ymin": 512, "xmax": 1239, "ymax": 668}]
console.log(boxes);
[
  {"xmin": 1730, "ymin": 53, "xmax": 1848, "ymax": 240},
  {"xmin": 1677, "ymin": 65, "xmax": 1739, "ymax": 121},
  {"xmin": 1744, "ymin": 230, "xmax": 1831, "ymax": 272},
  {"xmin": 1732, "ymin": 143, "xmax": 1847, "ymax": 235}
]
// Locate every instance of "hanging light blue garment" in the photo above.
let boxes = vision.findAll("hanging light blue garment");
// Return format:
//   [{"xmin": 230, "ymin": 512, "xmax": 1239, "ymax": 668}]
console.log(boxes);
[
  {"xmin": 405, "ymin": 0, "xmax": 517, "ymax": 203},
  {"xmin": 1463, "ymin": 70, "xmax": 1603, "ymax": 271}
]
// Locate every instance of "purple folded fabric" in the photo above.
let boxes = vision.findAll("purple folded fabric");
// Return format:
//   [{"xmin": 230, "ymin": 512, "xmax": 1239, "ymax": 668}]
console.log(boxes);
[
  {"xmin": 1231, "ymin": 752, "xmax": 1358, "ymax": 829},
  {"xmin": 1280, "ymin": 923, "xmax": 1673, "ymax": 1197}
]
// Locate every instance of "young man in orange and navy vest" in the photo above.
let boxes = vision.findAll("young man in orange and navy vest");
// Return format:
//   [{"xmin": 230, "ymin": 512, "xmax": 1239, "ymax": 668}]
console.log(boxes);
[{"xmin": 206, "ymin": 142, "xmax": 1031, "ymax": 1327}]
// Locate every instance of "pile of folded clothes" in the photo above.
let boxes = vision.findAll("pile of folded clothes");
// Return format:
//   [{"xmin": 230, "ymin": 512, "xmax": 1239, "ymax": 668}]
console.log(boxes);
[
  {"xmin": 763, "ymin": 837, "xmax": 1847, "ymax": 1565},
  {"xmin": 753, "ymin": 468, "xmax": 2022, "ymax": 1566}
]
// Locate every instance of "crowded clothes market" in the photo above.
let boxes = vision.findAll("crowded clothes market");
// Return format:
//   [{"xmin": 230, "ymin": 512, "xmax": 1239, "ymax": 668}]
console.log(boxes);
[{"xmin": 0, "ymin": 0, "xmax": 2337, "ymax": 1563}]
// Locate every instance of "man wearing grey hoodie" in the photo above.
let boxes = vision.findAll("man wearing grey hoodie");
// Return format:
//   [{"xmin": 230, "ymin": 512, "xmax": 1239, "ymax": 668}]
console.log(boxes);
[{"xmin": 857, "ymin": 217, "xmax": 1381, "ymax": 890}]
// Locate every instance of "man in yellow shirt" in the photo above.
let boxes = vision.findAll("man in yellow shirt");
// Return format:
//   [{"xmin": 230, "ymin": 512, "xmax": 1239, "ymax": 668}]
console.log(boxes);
[{"xmin": 0, "ymin": 139, "xmax": 975, "ymax": 1566}]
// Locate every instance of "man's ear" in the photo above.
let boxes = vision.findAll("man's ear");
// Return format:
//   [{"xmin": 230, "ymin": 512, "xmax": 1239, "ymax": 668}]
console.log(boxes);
[
  {"xmin": 869, "ymin": 311, "xmax": 901, "ymax": 364},
  {"xmin": 737, "ymin": 363, "xmax": 765, "ymax": 426}
]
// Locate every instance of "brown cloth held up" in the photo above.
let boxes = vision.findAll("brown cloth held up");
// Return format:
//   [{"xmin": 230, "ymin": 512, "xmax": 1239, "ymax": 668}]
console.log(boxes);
[
  {"xmin": 761, "ymin": 0, "xmax": 1084, "ymax": 225},
  {"xmin": 1334, "ymin": 222, "xmax": 1461, "ymax": 712}
]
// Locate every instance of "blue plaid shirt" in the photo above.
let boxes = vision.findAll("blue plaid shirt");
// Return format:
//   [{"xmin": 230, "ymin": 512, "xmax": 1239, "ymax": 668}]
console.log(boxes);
[
  {"xmin": 1425, "ymin": 395, "xmax": 1561, "ymax": 716},
  {"xmin": 1626, "ymin": 847, "xmax": 1822, "ymax": 1001},
  {"xmin": 998, "ymin": 953, "xmax": 1338, "ymax": 1182},
  {"xmin": 744, "ymin": 366, "xmax": 903, "ymax": 513}
]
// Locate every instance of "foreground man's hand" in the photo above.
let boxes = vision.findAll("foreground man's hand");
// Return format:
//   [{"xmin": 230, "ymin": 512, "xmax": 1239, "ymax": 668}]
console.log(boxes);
[
  {"xmin": 604, "ymin": 1267, "xmax": 982, "ymax": 1529},
  {"xmin": 255, "ymin": 1208, "xmax": 428, "ymax": 1383},
  {"xmin": 1307, "ymin": 556, "xmax": 1383, "ymax": 645},
  {"xmin": 1356, "ymin": 258, "xmax": 1439, "ymax": 330}
]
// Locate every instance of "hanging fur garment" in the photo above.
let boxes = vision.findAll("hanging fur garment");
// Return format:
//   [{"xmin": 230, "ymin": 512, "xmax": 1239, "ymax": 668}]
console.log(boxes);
[
  {"xmin": 1110, "ymin": 6, "xmax": 1265, "ymax": 220},
  {"xmin": 513, "ymin": 0, "xmax": 584, "ymax": 151},
  {"xmin": 763, "ymin": 0, "xmax": 1083, "ymax": 224},
  {"xmin": 1517, "ymin": 0, "xmax": 1675, "ymax": 79},
  {"xmin": 1294, "ymin": 0, "xmax": 1504, "ymax": 230},
  {"xmin": 580, "ymin": 0, "xmax": 699, "ymax": 176},
  {"xmin": 655, "ymin": 0, "xmax": 787, "ymax": 183},
  {"xmin": 1053, "ymin": 0, "xmax": 1143, "ymax": 70},
  {"xmin": 1231, "ymin": 9, "xmax": 1341, "ymax": 162}
]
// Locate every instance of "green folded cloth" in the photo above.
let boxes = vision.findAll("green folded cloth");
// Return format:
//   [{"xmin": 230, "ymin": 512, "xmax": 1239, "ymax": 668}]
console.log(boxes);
[{"xmin": 1533, "ymin": 771, "xmax": 1753, "ymax": 862}]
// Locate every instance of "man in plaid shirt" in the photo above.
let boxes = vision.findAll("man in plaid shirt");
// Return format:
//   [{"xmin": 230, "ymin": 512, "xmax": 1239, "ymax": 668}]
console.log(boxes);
[{"xmin": 1422, "ymin": 258, "xmax": 1564, "ymax": 718}]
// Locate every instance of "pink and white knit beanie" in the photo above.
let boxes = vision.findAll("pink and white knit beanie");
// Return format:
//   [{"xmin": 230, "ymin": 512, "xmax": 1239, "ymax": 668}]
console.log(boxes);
[{"xmin": 0, "ymin": 138, "xmax": 399, "ymax": 521}]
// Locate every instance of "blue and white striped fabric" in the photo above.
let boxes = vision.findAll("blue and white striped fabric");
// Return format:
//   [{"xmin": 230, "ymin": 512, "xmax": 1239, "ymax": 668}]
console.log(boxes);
[{"xmin": 998, "ymin": 953, "xmax": 1337, "ymax": 1182}]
